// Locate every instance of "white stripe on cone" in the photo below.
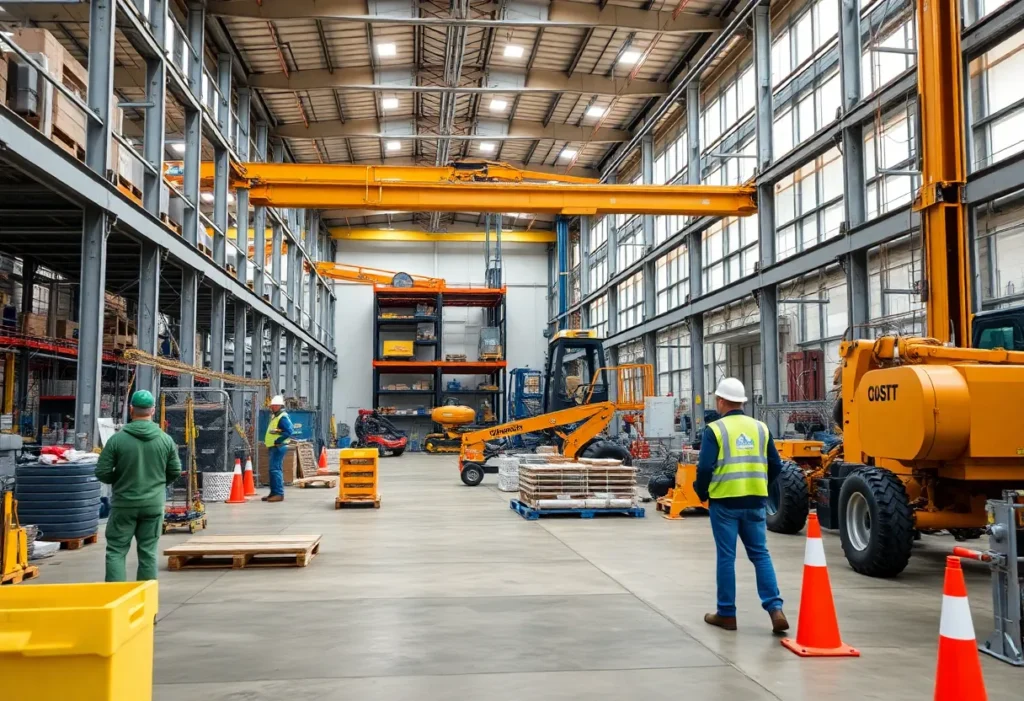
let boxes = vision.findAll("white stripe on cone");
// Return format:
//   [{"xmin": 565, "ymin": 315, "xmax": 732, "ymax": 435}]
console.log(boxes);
[
  {"xmin": 232, "ymin": 462, "xmax": 242, "ymax": 474},
  {"xmin": 804, "ymin": 536, "xmax": 827, "ymax": 567},
  {"xmin": 939, "ymin": 595, "xmax": 976, "ymax": 641}
]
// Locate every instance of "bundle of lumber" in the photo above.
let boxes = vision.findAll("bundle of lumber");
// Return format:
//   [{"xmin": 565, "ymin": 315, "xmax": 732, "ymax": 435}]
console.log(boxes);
[{"xmin": 517, "ymin": 461, "xmax": 637, "ymax": 510}]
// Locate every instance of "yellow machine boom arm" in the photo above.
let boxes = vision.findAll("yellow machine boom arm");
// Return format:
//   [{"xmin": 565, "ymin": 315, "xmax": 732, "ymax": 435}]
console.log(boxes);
[{"xmin": 459, "ymin": 401, "xmax": 617, "ymax": 465}]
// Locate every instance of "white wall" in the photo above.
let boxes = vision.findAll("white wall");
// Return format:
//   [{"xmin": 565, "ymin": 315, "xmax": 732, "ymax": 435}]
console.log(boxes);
[{"xmin": 331, "ymin": 241, "xmax": 550, "ymax": 429}]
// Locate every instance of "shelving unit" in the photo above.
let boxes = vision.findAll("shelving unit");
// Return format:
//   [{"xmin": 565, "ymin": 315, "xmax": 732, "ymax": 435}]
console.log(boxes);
[{"xmin": 371, "ymin": 287, "xmax": 508, "ymax": 439}]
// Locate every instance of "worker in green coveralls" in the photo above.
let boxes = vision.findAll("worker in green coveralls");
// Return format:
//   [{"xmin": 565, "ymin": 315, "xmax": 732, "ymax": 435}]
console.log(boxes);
[{"xmin": 95, "ymin": 390, "xmax": 182, "ymax": 581}]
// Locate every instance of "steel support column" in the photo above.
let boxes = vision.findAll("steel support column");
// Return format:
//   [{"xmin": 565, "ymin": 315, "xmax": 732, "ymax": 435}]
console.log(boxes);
[
  {"xmin": 556, "ymin": 216, "xmax": 569, "ymax": 329},
  {"xmin": 839, "ymin": 0, "xmax": 870, "ymax": 339},
  {"xmin": 136, "ymin": 243, "xmax": 160, "ymax": 394},
  {"xmin": 685, "ymin": 81, "xmax": 705, "ymax": 437},
  {"xmin": 183, "ymin": 2, "xmax": 204, "ymax": 247},
  {"xmin": 251, "ymin": 313, "xmax": 266, "ymax": 402},
  {"xmin": 580, "ymin": 215, "xmax": 592, "ymax": 298},
  {"xmin": 753, "ymin": 1, "xmax": 779, "ymax": 430},
  {"xmin": 17, "ymin": 262, "xmax": 35, "ymax": 414},
  {"xmin": 287, "ymin": 234, "xmax": 299, "ymax": 322},
  {"xmin": 142, "ymin": 0, "xmax": 167, "ymax": 215},
  {"xmin": 642, "ymin": 133, "xmax": 658, "ymax": 324},
  {"xmin": 285, "ymin": 334, "xmax": 296, "ymax": 398},
  {"xmin": 270, "ymin": 323, "xmax": 283, "ymax": 393},
  {"xmin": 253, "ymin": 123, "xmax": 269, "ymax": 296},
  {"xmin": 271, "ymin": 222, "xmax": 283, "ymax": 308},
  {"xmin": 85, "ymin": 0, "xmax": 115, "ymax": 176},
  {"xmin": 235, "ymin": 88, "xmax": 251, "ymax": 284},
  {"xmin": 75, "ymin": 210, "xmax": 108, "ymax": 449}
]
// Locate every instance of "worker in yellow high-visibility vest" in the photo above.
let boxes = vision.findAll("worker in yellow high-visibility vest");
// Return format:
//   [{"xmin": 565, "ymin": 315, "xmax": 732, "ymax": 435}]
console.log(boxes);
[
  {"xmin": 263, "ymin": 395, "xmax": 294, "ymax": 502},
  {"xmin": 694, "ymin": 377, "xmax": 789, "ymax": 635}
]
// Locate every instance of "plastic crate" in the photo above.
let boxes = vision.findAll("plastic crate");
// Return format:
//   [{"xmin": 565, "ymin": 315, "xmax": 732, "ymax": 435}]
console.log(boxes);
[{"xmin": 0, "ymin": 581, "xmax": 158, "ymax": 700}]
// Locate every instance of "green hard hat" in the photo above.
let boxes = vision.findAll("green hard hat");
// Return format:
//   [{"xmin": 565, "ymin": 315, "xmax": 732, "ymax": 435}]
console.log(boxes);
[{"xmin": 131, "ymin": 390, "xmax": 156, "ymax": 409}]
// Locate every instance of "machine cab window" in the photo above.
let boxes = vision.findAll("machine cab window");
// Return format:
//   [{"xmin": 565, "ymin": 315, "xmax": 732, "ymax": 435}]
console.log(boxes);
[
  {"xmin": 544, "ymin": 330, "xmax": 610, "ymax": 412},
  {"xmin": 971, "ymin": 308, "xmax": 1024, "ymax": 351}
]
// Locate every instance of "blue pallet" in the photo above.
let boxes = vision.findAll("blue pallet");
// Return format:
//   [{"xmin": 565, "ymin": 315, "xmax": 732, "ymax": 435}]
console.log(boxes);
[{"xmin": 509, "ymin": 499, "xmax": 646, "ymax": 520}]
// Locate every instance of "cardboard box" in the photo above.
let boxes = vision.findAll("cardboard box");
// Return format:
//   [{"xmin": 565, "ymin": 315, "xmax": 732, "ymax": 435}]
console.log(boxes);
[
  {"xmin": 19, "ymin": 312, "xmax": 47, "ymax": 336},
  {"xmin": 0, "ymin": 53, "xmax": 8, "ymax": 107},
  {"xmin": 12, "ymin": 29, "xmax": 87, "ymax": 152},
  {"xmin": 55, "ymin": 319, "xmax": 78, "ymax": 340},
  {"xmin": 382, "ymin": 340, "xmax": 415, "ymax": 358}
]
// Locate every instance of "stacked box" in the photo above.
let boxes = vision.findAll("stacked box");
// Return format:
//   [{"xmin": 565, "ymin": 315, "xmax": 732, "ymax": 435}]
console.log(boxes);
[
  {"xmin": 0, "ymin": 52, "xmax": 8, "ymax": 106},
  {"xmin": 11, "ymin": 29, "xmax": 88, "ymax": 153},
  {"xmin": 19, "ymin": 312, "xmax": 47, "ymax": 336},
  {"xmin": 54, "ymin": 320, "xmax": 78, "ymax": 340}
]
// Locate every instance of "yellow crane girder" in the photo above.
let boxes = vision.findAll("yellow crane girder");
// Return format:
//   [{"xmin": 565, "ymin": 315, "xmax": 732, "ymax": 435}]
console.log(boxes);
[{"xmin": 163, "ymin": 160, "xmax": 758, "ymax": 216}]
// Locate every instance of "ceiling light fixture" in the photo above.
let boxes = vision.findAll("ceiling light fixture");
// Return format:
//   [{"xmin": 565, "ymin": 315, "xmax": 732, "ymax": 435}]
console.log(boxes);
[
  {"xmin": 560, "ymin": 148, "xmax": 578, "ymax": 159},
  {"xmin": 382, "ymin": 97, "xmax": 399, "ymax": 110},
  {"xmin": 376, "ymin": 42, "xmax": 397, "ymax": 57},
  {"xmin": 169, "ymin": 142, "xmax": 186, "ymax": 154},
  {"xmin": 200, "ymin": 192, "xmax": 214, "ymax": 203},
  {"xmin": 386, "ymin": 140, "xmax": 402, "ymax": 152},
  {"xmin": 618, "ymin": 50, "xmax": 641, "ymax": 65},
  {"xmin": 479, "ymin": 142, "xmax": 496, "ymax": 153},
  {"xmin": 489, "ymin": 99, "xmax": 508, "ymax": 112},
  {"xmin": 503, "ymin": 44, "xmax": 524, "ymax": 58},
  {"xmin": 586, "ymin": 105, "xmax": 605, "ymax": 118}
]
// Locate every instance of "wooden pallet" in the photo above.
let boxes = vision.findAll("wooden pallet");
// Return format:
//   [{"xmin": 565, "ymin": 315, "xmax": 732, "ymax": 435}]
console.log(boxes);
[
  {"xmin": 335, "ymin": 496, "xmax": 381, "ymax": 509},
  {"xmin": 479, "ymin": 353, "xmax": 503, "ymax": 361},
  {"xmin": 163, "ymin": 534, "xmax": 321, "ymax": 570},
  {"xmin": 509, "ymin": 499, "xmax": 644, "ymax": 520},
  {"xmin": 295, "ymin": 476, "xmax": 337, "ymax": 488},
  {"xmin": 1, "ymin": 565, "xmax": 40, "ymax": 585},
  {"xmin": 40, "ymin": 532, "xmax": 98, "ymax": 550},
  {"xmin": 445, "ymin": 354, "xmax": 468, "ymax": 362}
]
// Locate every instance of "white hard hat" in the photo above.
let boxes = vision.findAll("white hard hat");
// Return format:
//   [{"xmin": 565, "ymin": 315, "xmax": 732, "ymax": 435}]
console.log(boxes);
[
  {"xmin": 714, "ymin": 377, "xmax": 747, "ymax": 403},
  {"xmin": 270, "ymin": 395, "xmax": 285, "ymax": 406}
]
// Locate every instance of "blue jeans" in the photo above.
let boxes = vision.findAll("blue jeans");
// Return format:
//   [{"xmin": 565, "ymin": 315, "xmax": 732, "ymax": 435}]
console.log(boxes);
[
  {"xmin": 709, "ymin": 501, "xmax": 783, "ymax": 617},
  {"xmin": 267, "ymin": 445, "xmax": 286, "ymax": 496}
]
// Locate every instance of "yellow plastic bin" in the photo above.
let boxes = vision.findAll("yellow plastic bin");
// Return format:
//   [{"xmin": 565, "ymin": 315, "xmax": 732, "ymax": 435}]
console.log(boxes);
[{"xmin": 0, "ymin": 580, "xmax": 158, "ymax": 700}]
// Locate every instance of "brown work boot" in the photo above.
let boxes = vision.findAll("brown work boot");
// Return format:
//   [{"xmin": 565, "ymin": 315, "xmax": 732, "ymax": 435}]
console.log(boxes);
[
  {"xmin": 704, "ymin": 613, "xmax": 737, "ymax": 631},
  {"xmin": 261, "ymin": 495, "xmax": 271, "ymax": 502},
  {"xmin": 265, "ymin": 495, "xmax": 284, "ymax": 502},
  {"xmin": 769, "ymin": 609, "xmax": 790, "ymax": 634}
]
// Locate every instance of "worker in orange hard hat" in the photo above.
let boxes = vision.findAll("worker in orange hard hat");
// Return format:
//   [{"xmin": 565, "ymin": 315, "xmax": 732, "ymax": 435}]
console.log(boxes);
[{"xmin": 263, "ymin": 395, "xmax": 293, "ymax": 502}]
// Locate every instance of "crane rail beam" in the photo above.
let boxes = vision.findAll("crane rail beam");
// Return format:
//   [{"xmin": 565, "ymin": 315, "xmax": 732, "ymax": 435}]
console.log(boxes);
[
  {"xmin": 162, "ymin": 160, "xmax": 756, "ymax": 215},
  {"xmin": 243, "ymin": 182, "xmax": 756, "ymax": 216}
]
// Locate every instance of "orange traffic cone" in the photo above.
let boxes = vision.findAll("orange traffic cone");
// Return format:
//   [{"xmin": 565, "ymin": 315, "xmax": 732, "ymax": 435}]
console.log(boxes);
[
  {"xmin": 781, "ymin": 513, "xmax": 859, "ymax": 657},
  {"xmin": 242, "ymin": 457, "xmax": 257, "ymax": 497},
  {"xmin": 225, "ymin": 459, "xmax": 247, "ymax": 504},
  {"xmin": 317, "ymin": 447, "xmax": 329, "ymax": 475},
  {"xmin": 934, "ymin": 556, "xmax": 987, "ymax": 701}
]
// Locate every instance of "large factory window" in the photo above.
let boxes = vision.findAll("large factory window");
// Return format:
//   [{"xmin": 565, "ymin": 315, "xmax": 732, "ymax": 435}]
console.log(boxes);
[{"xmin": 969, "ymin": 29, "xmax": 1024, "ymax": 171}]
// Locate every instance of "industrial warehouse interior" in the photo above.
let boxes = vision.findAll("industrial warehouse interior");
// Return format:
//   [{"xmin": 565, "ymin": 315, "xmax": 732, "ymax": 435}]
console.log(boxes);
[{"xmin": 1, "ymin": 0, "xmax": 1024, "ymax": 697}]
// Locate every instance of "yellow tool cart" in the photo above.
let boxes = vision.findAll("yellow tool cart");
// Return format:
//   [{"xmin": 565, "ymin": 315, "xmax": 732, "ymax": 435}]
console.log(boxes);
[
  {"xmin": 335, "ymin": 448, "xmax": 381, "ymax": 508},
  {"xmin": 0, "ymin": 580, "xmax": 159, "ymax": 700},
  {"xmin": 382, "ymin": 339, "xmax": 415, "ymax": 359}
]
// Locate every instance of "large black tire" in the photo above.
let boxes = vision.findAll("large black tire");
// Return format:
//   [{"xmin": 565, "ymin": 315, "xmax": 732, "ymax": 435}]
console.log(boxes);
[
  {"xmin": 14, "ymin": 475, "xmax": 100, "ymax": 487},
  {"xmin": 647, "ymin": 472, "xmax": 675, "ymax": 499},
  {"xmin": 580, "ymin": 440, "xmax": 633, "ymax": 466},
  {"xmin": 15, "ymin": 464, "xmax": 98, "ymax": 478},
  {"xmin": 15, "ymin": 490, "xmax": 101, "ymax": 504},
  {"xmin": 460, "ymin": 462, "xmax": 485, "ymax": 486},
  {"xmin": 838, "ymin": 467, "xmax": 914, "ymax": 577},
  {"xmin": 766, "ymin": 462, "xmax": 810, "ymax": 534},
  {"xmin": 37, "ymin": 524, "xmax": 100, "ymax": 540},
  {"xmin": 391, "ymin": 447, "xmax": 406, "ymax": 457},
  {"xmin": 18, "ymin": 506, "xmax": 99, "ymax": 521}
]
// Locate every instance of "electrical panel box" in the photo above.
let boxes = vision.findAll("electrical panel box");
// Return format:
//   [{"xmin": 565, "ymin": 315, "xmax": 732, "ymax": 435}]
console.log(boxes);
[{"xmin": 644, "ymin": 396, "xmax": 676, "ymax": 438}]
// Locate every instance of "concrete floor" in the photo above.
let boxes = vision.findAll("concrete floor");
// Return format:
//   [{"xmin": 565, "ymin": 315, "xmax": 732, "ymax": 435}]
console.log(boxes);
[{"xmin": 27, "ymin": 453, "xmax": 1021, "ymax": 700}]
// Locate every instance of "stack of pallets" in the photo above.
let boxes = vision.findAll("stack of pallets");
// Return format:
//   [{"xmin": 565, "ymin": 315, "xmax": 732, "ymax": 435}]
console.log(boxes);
[{"xmin": 511, "ymin": 460, "xmax": 644, "ymax": 519}]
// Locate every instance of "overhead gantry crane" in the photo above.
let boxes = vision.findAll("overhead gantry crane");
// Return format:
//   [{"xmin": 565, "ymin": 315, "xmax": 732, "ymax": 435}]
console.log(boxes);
[{"xmin": 164, "ymin": 159, "xmax": 758, "ymax": 217}]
